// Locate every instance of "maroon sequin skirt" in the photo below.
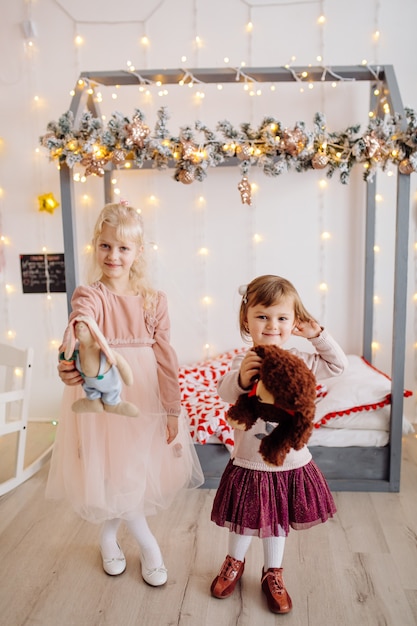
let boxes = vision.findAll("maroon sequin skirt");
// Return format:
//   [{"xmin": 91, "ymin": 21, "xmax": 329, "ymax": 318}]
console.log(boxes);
[{"xmin": 211, "ymin": 459, "xmax": 336, "ymax": 538}]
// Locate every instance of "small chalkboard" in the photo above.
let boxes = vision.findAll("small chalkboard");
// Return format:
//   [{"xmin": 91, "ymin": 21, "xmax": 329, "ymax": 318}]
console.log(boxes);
[{"xmin": 20, "ymin": 253, "xmax": 66, "ymax": 293}]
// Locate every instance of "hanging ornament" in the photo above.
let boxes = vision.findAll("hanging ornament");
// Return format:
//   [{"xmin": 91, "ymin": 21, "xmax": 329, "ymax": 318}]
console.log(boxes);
[
  {"xmin": 281, "ymin": 128, "xmax": 306, "ymax": 156},
  {"xmin": 399, "ymin": 158, "xmax": 414, "ymax": 175},
  {"xmin": 81, "ymin": 155, "xmax": 107, "ymax": 176},
  {"xmin": 363, "ymin": 133, "xmax": 381, "ymax": 159},
  {"xmin": 178, "ymin": 168, "xmax": 195, "ymax": 184},
  {"xmin": 180, "ymin": 140, "xmax": 197, "ymax": 161},
  {"xmin": 312, "ymin": 152, "xmax": 329, "ymax": 170},
  {"xmin": 238, "ymin": 176, "xmax": 252, "ymax": 205},
  {"xmin": 111, "ymin": 149, "xmax": 126, "ymax": 166},
  {"xmin": 38, "ymin": 192, "xmax": 60, "ymax": 214},
  {"xmin": 236, "ymin": 144, "xmax": 253, "ymax": 161},
  {"xmin": 125, "ymin": 115, "xmax": 150, "ymax": 149}
]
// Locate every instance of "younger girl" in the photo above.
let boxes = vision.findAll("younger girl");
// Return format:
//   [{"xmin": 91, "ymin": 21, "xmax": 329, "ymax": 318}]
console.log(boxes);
[
  {"xmin": 210, "ymin": 274, "xmax": 348, "ymax": 613},
  {"xmin": 46, "ymin": 202, "xmax": 203, "ymax": 585}
]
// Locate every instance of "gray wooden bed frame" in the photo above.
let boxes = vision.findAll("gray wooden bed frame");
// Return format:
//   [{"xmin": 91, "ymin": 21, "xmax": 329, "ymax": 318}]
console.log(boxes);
[{"xmin": 57, "ymin": 65, "xmax": 411, "ymax": 492}]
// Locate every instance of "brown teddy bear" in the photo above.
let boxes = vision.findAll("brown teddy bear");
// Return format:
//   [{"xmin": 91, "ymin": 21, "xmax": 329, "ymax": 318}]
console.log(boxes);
[{"xmin": 226, "ymin": 345, "xmax": 317, "ymax": 466}]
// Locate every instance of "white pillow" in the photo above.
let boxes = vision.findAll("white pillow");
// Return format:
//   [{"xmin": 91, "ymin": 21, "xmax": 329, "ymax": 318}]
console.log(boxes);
[{"xmin": 313, "ymin": 354, "xmax": 412, "ymax": 427}]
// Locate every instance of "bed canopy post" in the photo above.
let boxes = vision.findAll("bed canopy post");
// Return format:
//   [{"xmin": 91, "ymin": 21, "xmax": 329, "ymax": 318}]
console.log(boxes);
[
  {"xmin": 363, "ymin": 179, "xmax": 376, "ymax": 363},
  {"xmin": 374, "ymin": 65, "xmax": 409, "ymax": 491},
  {"xmin": 61, "ymin": 87, "xmax": 103, "ymax": 314},
  {"xmin": 389, "ymin": 172, "xmax": 411, "ymax": 490}
]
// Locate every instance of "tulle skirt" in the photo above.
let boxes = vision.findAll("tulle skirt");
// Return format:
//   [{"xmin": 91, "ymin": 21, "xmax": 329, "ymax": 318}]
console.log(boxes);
[
  {"xmin": 46, "ymin": 346, "xmax": 204, "ymax": 523},
  {"xmin": 211, "ymin": 459, "xmax": 336, "ymax": 538}
]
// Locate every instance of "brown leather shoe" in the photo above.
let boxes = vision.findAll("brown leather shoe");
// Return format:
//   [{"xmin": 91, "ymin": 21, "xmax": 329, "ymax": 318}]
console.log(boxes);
[
  {"xmin": 261, "ymin": 567, "xmax": 292, "ymax": 614},
  {"xmin": 210, "ymin": 555, "xmax": 245, "ymax": 598}
]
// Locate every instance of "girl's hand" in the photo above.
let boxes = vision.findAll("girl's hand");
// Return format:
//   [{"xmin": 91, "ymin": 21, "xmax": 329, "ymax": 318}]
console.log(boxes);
[
  {"xmin": 166, "ymin": 414, "xmax": 179, "ymax": 444},
  {"xmin": 239, "ymin": 349, "xmax": 262, "ymax": 389},
  {"xmin": 57, "ymin": 360, "xmax": 83, "ymax": 386},
  {"xmin": 292, "ymin": 319, "xmax": 322, "ymax": 340}
]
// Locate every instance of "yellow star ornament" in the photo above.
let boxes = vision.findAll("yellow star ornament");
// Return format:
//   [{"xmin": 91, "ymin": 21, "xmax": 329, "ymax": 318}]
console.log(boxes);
[{"xmin": 38, "ymin": 193, "xmax": 60, "ymax": 214}]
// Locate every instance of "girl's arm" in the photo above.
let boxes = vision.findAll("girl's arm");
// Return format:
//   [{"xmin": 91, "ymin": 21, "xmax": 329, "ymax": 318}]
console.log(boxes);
[
  {"xmin": 217, "ymin": 352, "xmax": 252, "ymax": 403},
  {"xmin": 292, "ymin": 328, "xmax": 348, "ymax": 379},
  {"xmin": 58, "ymin": 286, "xmax": 100, "ymax": 386},
  {"xmin": 152, "ymin": 292, "xmax": 182, "ymax": 419}
]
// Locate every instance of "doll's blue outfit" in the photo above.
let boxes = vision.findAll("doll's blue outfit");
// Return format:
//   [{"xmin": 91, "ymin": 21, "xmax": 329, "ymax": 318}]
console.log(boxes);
[{"xmin": 76, "ymin": 350, "xmax": 122, "ymax": 406}]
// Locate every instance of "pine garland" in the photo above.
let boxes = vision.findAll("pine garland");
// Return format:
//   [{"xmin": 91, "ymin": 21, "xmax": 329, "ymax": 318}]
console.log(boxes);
[{"xmin": 39, "ymin": 106, "xmax": 417, "ymax": 189}]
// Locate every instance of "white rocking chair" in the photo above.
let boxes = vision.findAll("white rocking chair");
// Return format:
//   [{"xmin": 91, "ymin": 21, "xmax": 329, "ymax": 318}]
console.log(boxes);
[{"xmin": 0, "ymin": 344, "xmax": 53, "ymax": 496}]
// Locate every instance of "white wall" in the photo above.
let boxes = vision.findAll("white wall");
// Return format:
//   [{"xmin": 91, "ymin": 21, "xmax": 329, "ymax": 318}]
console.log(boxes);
[{"xmin": 0, "ymin": 0, "xmax": 416, "ymax": 422}]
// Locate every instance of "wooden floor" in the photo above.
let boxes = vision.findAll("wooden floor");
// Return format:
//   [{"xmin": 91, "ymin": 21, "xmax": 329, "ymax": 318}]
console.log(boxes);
[{"xmin": 1, "ymin": 434, "xmax": 417, "ymax": 626}]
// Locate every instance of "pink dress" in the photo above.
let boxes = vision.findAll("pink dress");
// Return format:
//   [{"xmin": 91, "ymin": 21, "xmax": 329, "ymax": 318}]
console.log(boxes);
[{"xmin": 46, "ymin": 282, "xmax": 204, "ymax": 523}]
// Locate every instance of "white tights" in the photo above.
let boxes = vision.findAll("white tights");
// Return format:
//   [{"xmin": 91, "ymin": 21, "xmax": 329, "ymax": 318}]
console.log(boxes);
[
  {"xmin": 228, "ymin": 531, "xmax": 286, "ymax": 569},
  {"xmin": 100, "ymin": 515, "xmax": 163, "ymax": 569}
]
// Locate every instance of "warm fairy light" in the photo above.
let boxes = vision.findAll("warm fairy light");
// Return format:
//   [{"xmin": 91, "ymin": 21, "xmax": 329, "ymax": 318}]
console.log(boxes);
[
  {"xmin": 319, "ymin": 179, "xmax": 327, "ymax": 189},
  {"xmin": 197, "ymin": 195, "xmax": 206, "ymax": 206},
  {"xmin": 198, "ymin": 247, "xmax": 209, "ymax": 256},
  {"xmin": 202, "ymin": 296, "xmax": 212, "ymax": 305},
  {"xmin": 1, "ymin": 235, "xmax": 9, "ymax": 245},
  {"xmin": 5, "ymin": 284, "xmax": 15, "ymax": 294},
  {"xmin": 374, "ymin": 295, "xmax": 381, "ymax": 304},
  {"xmin": 151, "ymin": 243, "xmax": 158, "ymax": 251},
  {"xmin": 253, "ymin": 233, "xmax": 263, "ymax": 243},
  {"xmin": 374, "ymin": 88, "xmax": 380, "ymax": 96},
  {"xmin": 7, "ymin": 330, "xmax": 16, "ymax": 339},
  {"xmin": 317, "ymin": 15, "xmax": 326, "ymax": 24},
  {"xmin": 46, "ymin": 294, "xmax": 52, "ymax": 301},
  {"xmin": 319, "ymin": 282, "xmax": 328, "ymax": 292},
  {"xmin": 141, "ymin": 36, "xmax": 149, "ymax": 46},
  {"xmin": 74, "ymin": 35, "xmax": 83, "ymax": 46},
  {"xmin": 50, "ymin": 339, "xmax": 60, "ymax": 349},
  {"xmin": 84, "ymin": 244, "xmax": 93, "ymax": 253},
  {"xmin": 14, "ymin": 367, "xmax": 23, "ymax": 378},
  {"xmin": 246, "ymin": 21, "xmax": 253, "ymax": 32},
  {"xmin": 217, "ymin": 84, "xmax": 223, "ymax": 90},
  {"xmin": 181, "ymin": 56, "xmax": 187, "ymax": 62},
  {"xmin": 362, "ymin": 59, "xmax": 368, "ymax": 66},
  {"xmin": 77, "ymin": 79, "xmax": 84, "ymax": 87},
  {"xmin": 224, "ymin": 57, "xmax": 230, "ymax": 63},
  {"xmin": 413, "ymin": 293, "xmax": 417, "ymax": 302},
  {"xmin": 321, "ymin": 231, "xmax": 331, "ymax": 240},
  {"xmin": 301, "ymin": 71, "xmax": 308, "ymax": 78},
  {"xmin": 373, "ymin": 30, "xmax": 380, "ymax": 41},
  {"xmin": 375, "ymin": 194, "xmax": 383, "ymax": 202},
  {"xmin": 371, "ymin": 341, "xmax": 380, "ymax": 350}
]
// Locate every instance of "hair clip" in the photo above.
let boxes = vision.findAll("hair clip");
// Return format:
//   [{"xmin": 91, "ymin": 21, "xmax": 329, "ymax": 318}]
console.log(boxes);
[
  {"xmin": 119, "ymin": 198, "xmax": 129, "ymax": 207},
  {"xmin": 238, "ymin": 284, "xmax": 248, "ymax": 304}
]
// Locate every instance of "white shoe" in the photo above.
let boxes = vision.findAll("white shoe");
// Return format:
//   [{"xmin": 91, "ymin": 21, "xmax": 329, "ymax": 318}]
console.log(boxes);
[
  {"xmin": 101, "ymin": 544, "xmax": 126, "ymax": 576},
  {"xmin": 141, "ymin": 562, "xmax": 168, "ymax": 586}
]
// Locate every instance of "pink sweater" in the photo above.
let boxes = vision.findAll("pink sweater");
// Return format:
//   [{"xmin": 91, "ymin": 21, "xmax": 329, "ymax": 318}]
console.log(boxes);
[
  {"xmin": 217, "ymin": 330, "xmax": 348, "ymax": 472},
  {"xmin": 67, "ymin": 282, "xmax": 182, "ymax": 416}
]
